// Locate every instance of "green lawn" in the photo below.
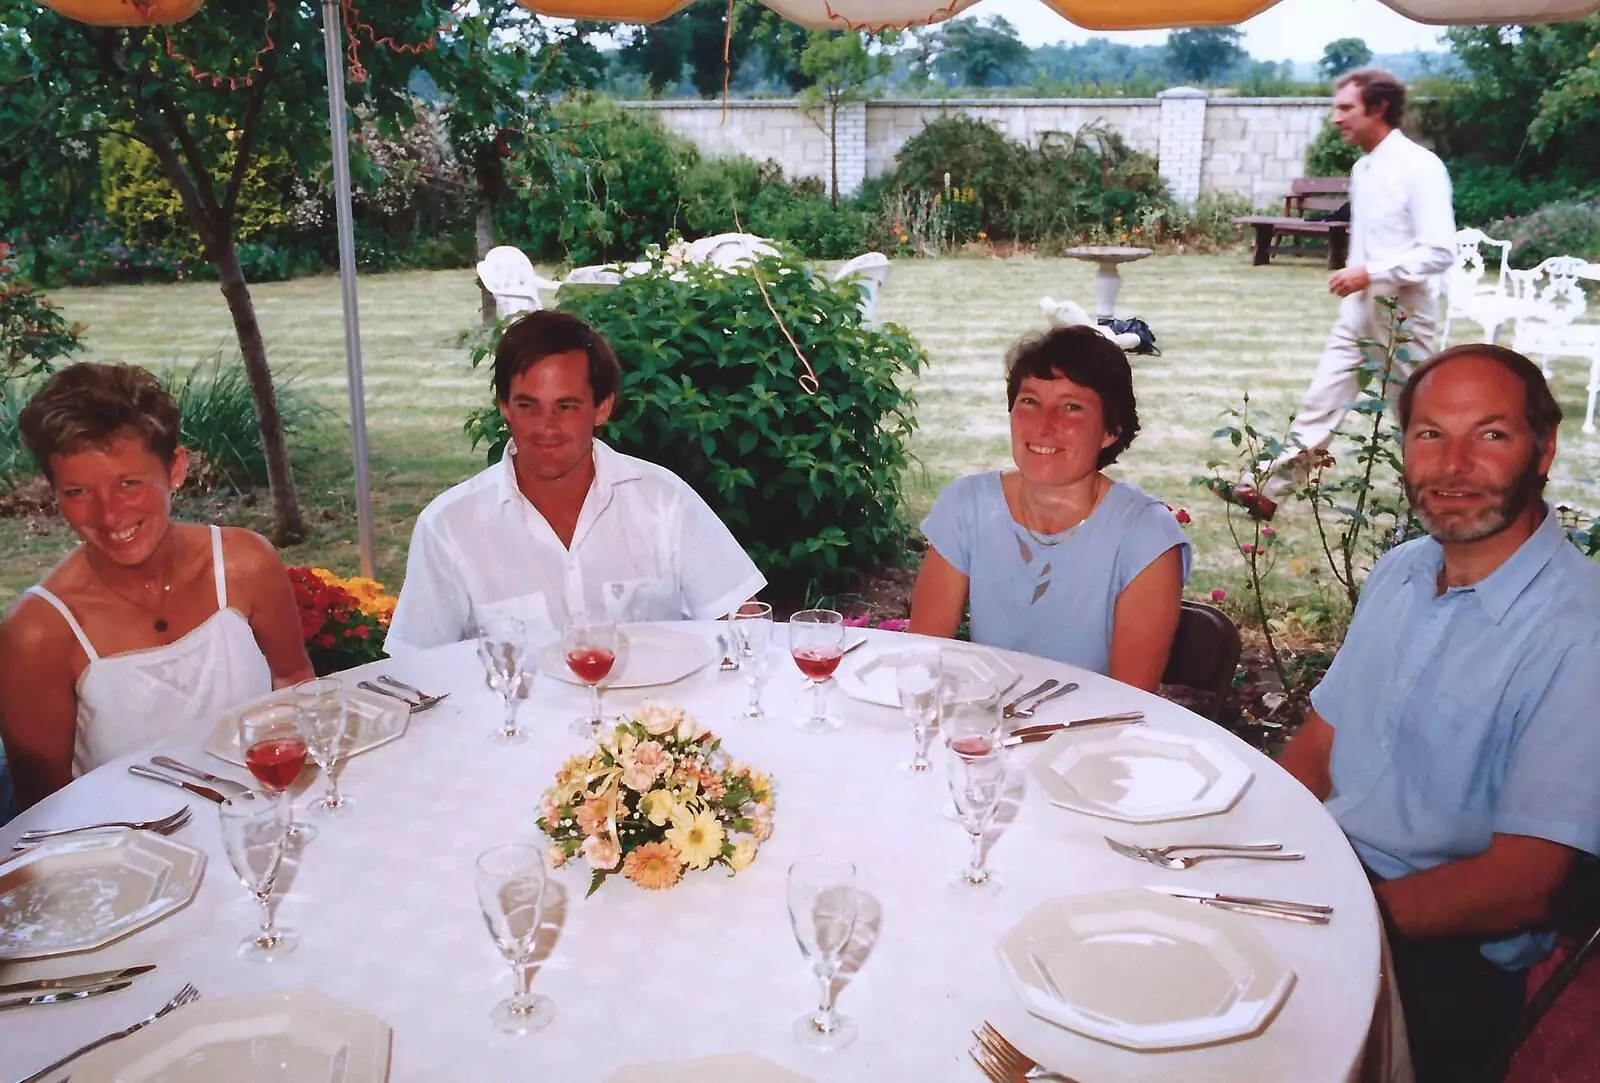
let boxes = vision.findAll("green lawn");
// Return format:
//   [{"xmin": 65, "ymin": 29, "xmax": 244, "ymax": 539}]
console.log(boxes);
[{"xmin": 7, "ymin": 254, "xmax": 1599, "ymax": 616}]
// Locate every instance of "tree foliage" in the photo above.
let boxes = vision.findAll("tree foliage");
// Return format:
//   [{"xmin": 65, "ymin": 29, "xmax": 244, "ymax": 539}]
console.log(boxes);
[
  {"xmin": 1166, "ymin": 27, "xmax": 1247, "ymax": 85},
  {"xmin": 1318, "ymin": 37, "xmax": 1373, "ymax": 80},
  {"xmin": 933, "ymin": 15, "xmax": 1030, "ymax": 88}
]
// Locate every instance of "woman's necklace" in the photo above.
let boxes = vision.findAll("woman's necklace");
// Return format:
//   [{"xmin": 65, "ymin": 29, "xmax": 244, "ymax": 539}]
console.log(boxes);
[
  {"xmin": 93, "ymin": 536, "xmax": 176, "ymax": 633},
  {"xmin": 1018, "ymin": 476, "xmax": 1105, "ymax": 548}
]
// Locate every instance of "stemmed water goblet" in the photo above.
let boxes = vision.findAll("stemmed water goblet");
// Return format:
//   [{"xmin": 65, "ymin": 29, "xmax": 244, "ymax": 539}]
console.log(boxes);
[
  {"xmin": 218, "ymin": 795, "xmax": 298, "ymax": 961},
  {"xmin": 562, "ymin": 617, "xmax": 619, "ymax": 737},
  {"xmin": 240, "ymin": 701, "xmax": 317, "ymax": 844},
  {"xmin": 478, "ymin": 617, "xmax": 529, "ymax": 745},
  {"xmin": 476, "ymin": 843, "xmax": 556, "ymax": 1035},
  {"xmin": 947, "ymin": 740, "xmax": 1006, "ymax": 896},
  {"xmin": 731, "ymin": 601, "xmax": 774, "ymax": 721},
  {"xmin": 789, "ymin": 609, "xmax": 846, "ymax": 733},
  {"xmin": 895, "ymin": 647, "xmax": 943, "ymax": 772},
  {"xmin": 295, "ymin": 678, "xmax": 353, "ymax": 815},
  {"xmin": 786, "ymin": 855, "xmax": 860, "ymax": 1050}
]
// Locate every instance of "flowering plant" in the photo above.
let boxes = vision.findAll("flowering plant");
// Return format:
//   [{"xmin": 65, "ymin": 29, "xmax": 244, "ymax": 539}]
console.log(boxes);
[
  {"xmin": 537, "ymin": 704, "xmax": 774, "ymax": 897},
  {"xmin": 288, "ymin": 566, "xmax": 394, "ymax": 675}
]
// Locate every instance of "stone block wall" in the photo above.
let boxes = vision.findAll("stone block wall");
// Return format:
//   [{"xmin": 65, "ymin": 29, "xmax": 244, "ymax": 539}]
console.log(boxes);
[{"xmin": 622, "ymin": 94, "xmax": 1334, "ymax": 207}]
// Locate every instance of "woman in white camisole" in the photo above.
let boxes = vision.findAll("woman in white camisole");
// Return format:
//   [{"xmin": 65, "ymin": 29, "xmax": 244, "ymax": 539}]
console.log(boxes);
[{"xmin": 0, "ymin": 363, "xmax": 314, "ymax": 809}]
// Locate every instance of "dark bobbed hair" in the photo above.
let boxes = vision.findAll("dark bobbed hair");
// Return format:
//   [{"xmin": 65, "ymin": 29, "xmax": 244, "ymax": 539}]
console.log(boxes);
[
  {"xmin": 1398, "ymin": 343, "xmax": 1563, "ymax": 452},
  {"xmin": 19, "ymin": 362, "xmax": 181, "ymax": 483},
  {"xmin": 493, "ymin": 310, "xmax": 622, "ymax": 405},
  {"xmin": 1004, "ymin": 325, "xmax": 1140, "ymax": 468},
  {"xmin": 1335, "ymin": 67, "xmax": 1406, "ymax": 127}
]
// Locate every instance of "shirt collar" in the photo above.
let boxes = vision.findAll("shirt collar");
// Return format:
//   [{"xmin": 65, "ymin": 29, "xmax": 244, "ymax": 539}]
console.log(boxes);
[
  {"xmin": 495, "ymin": 438, "xmax": 639, "ymax": 507},
  {"xmin": 1404, "ymin": 504, "xmax": 1568, "ymax": 624}
]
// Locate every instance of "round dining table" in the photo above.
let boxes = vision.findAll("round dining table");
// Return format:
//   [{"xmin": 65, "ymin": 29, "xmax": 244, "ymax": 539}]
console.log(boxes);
[{"xmin": 1, "ymin": 623, "xmax": 1388, "ymax": 1082}]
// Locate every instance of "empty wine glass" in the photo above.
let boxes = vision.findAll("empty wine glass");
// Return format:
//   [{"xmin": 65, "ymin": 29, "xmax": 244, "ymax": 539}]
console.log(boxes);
[
  {"xmin": 563, "ymin": 618, "xmax": 619, "ymax": 737},
  {"xmin": 295, "ymin": 678, "xmax": 353, "ymax": 815},
  {"xmin": 789, "ymin": 609, "xmax": 846, "ymax": 733},
  {"xmin": 476, "ymin": 843, "xmax": 555, "ymax": 1035},
  {"xmin": 219, "ymin": 795, "xmax": 297, "ymax": 961},
  {"xmin": 731, "ymin": 601, "xmax": 774, "ymax": 721},
  {"xmin": 240, "ymin": 702, "xmax": 317, "ymax": 844},
  {"xmin": 946, "ymin": 742, "xmax": 1007, "ymax": 895},
  {"xmin": 478, "ymin": 617, "xmax": 529, "ymax": 745},
  {"xmin": 787, "ymin": 855, "xmax": 860, "ymax": 1050},
  {"xmin": 895, "ymin": 648, "xmax": 943, "ymax": 772}
]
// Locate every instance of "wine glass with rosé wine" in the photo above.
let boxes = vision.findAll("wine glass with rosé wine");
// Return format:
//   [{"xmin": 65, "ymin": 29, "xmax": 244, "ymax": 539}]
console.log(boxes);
[
  {"xmin": 239, "ymin": 701, "xmax": 317, "ymax": 845},
  {"xmin": 563, "ymin": 618, "xmax": 619, "ymax": 738},
  {"xmin": 789, "ymin": 609, "xmax": 846, "ymax": 733}
]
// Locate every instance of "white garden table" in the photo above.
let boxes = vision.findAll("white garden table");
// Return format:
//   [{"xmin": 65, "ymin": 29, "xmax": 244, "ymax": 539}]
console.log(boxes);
[{"xmin": 0, "ymin": 624, "xmax": 1387, "ymax": 1083}]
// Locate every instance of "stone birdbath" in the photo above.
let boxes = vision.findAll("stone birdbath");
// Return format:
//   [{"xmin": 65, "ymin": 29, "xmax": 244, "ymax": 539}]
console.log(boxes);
[{"xmin": 1064, "ymin": 246, "xmax": 1154, "ymax": 324}]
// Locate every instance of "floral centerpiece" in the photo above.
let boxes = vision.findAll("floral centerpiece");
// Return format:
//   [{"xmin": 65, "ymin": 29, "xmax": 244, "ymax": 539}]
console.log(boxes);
[
  {"xmin": 537, "ymin": 704, "xmax": 774, "ymax": 896},
  {"xmin": 288, "ymin": 566, "xmax": 395, "ymax": 675}
]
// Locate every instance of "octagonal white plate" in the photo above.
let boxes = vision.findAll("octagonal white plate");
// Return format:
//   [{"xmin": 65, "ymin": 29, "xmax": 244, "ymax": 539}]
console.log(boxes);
[
  {"xmin": 0, "ymin": 832, "xmax": 206, "ymax": 961},
  {"xmin": 1029, "ymin": 728, "xmax": 1253, "ymax": 823},
  {"xmin": 606, "ymin": 1053, "xmax": 816, "ymax": 1083},
  {"xmin": 539, "ymin": 624, "xmax": 714, "ymax": 689},
  {"xmin": 73, "ymin": 987, "xmax": 392, "ymax": 1083},
  {"xmin": 833, "ymin": 644, "xmax": 1022, "ymax": 708},
  {"xmin": 205, "ymin": 687, "xmax": 409, "ymax": 768},
  {"xmin": 995, "ymin": 888, "xmax": 1295, "ymax": 1050}
]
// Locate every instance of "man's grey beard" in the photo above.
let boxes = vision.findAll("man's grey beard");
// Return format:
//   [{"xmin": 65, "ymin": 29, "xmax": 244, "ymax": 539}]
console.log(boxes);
[{"xmin": 1404, "ymin": 452, "xmax": 1546, "ymax": 544}]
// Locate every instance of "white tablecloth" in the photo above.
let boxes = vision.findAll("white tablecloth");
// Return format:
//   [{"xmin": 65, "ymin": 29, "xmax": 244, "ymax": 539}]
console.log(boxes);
[{"xmin": 1, "ymin": 625, "xmax": 1385, "ymax": 1082}]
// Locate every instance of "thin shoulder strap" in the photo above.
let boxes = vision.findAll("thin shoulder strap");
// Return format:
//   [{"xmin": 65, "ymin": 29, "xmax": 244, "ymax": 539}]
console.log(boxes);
[
  {"xmin": 210, "ymin": 525, "xmax": 228, "ymax": 609},
  {"xmin": 25, "ymin": 586, "xmax": 100, "ymax": 662}
]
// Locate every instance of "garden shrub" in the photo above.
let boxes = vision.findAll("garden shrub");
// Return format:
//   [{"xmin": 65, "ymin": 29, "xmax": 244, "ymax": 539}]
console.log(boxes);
[
  {"xmin": 1303, "ymin": 121, "xmax": 1360, "ymax": 179},
  {"xmin": 1450, "ymin": 161, "xmax": 1587, "ymax": 229},
  {"xmin": 1, "ymin": 242, "xmax": 82, "ymax": 390},
  {"xmin": 1141, "ymin": 191, "xmax": 1255, "ymax": 251},
  {"xmin": 1014, "ymin": 124, "xmax": 1172, "ymax": 245},
  {"xmin": 464, "ymin": 251, "xmax": 926, "ymax": 595},
  {"xmin": 889, "ymin": 115, "xmax": 1028, "ymax": 240},
  {"xmin": 1500, "ymin": 200, "xmax": 1600, "ymax": 268}
]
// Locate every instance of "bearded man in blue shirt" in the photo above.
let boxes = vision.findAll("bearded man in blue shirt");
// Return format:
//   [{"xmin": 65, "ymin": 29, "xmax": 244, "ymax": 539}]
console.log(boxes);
[{"xmin": 1278, "ymin": 343, "xmax": 1600, "ymax": 1083}]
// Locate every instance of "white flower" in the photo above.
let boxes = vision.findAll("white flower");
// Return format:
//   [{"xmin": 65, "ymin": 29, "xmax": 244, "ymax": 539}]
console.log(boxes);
[{"xmin": 582, "ymin": 834, "xmax": 621, "ymax": 871}]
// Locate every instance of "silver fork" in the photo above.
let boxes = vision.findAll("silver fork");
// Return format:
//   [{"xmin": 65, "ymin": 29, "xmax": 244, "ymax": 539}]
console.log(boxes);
[
  {"xmin": 1008, "ymin": 683, "xmax": 1079, "ymax": 720},
  {"xmin": 17, "ymin": 808, "xmax": 191, "ymax": 844},
  {"xmin": 376, "ymin": 675, "xmax": 451, "ymax": 708},
  {"xmin": 1104, "ymin": 836, "xmax": 1283, "ymax": 860},
  {"xmin": 973, "ymin": 1022, "xmax": 1079, "ymax": 1082},
  {"xmin": 1108, "ymin": 838, "xmax": 1305, "ymax": 869},
  {"xmin": 18, "ymin": 982, "xmax": 200, "ymax": 1083}
]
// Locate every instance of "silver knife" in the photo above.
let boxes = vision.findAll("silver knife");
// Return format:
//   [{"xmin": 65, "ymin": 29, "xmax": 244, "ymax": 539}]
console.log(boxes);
[
  {"xmin": 0, "ymin": 981, "xmax": 133, "ymax": 1010},
  {"xmin": 1154, "ymin": 888, "xmax": 1335, "ymax": 915},
  {"xmin": 1005, "ymin": 713, "xmax": 1146, "ymax": 744},
  {"xmin": 0, "ymin": 966, "xmax": 155, "ymax": 998},
  {"xmin": 149, "ymin": 756, "xmax": 252, "ymax": 797},
  {"xmin": 127, "ymin": 765, "xmax": 228, "ymax": 804}
]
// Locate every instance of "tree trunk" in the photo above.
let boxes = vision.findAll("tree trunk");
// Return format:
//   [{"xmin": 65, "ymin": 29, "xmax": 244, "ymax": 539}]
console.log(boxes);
[
  {"xmin": 828, "ymin": 97, "xmax": 839, "ymax": 209},
  {"xmin": 476, "ymin": 184, "xmax": 497, "ymax": 327},
  {"xmin": 211, "ymin": 229, "xmax": 306, "ymax": 544}
]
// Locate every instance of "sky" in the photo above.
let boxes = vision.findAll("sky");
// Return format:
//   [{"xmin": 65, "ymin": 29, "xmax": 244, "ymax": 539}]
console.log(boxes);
[{"xmin": 965, "ymin": 0, "xmax": 1451, "ymax": 61}]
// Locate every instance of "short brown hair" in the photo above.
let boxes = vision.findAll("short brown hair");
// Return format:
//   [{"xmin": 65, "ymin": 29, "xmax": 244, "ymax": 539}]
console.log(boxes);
[
  {"xmin": 1335, "ymin": 68, "xmax": 1406, "ymax": 127},
  {"xmin": 493, "ymin": 310, "xmax": 622, "ymax": 405},
  {"xmin": 1398, "ymin": 343, "xmax": 1563, "ymax": 451},
  {"xmin": 1004, "ymin": 326, "xmax": 1140, "ymax": 468},
  {"xmin": 19, "ymin": 362, "xmax": 181, "ymax": 482}
]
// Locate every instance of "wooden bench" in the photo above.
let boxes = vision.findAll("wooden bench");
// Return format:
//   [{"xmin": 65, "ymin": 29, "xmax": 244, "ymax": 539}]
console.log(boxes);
[{"xmin": 1234, "ymin": 177, "xmax": 1351, "ymax": 270}]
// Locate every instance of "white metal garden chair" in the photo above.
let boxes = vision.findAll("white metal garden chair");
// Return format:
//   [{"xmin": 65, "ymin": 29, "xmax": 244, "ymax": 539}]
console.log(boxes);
[
  {"xmin": 475, "ymin": 245, "xmax": 560, "ymax": 319},
  {"xmin": 1508, "ymin": 254, "xmax": 1600, "ymax": 434},
  {"xmin": 1440, "ymin": 228, "xmax": 1517, "ymax": 344},
  {"xmin": 688, "ymin": 232, "xmax": 779, "ymax": 269},
  {"xmin": 833, "ymin": 252, "xmax": 891, "ymax": 328}
]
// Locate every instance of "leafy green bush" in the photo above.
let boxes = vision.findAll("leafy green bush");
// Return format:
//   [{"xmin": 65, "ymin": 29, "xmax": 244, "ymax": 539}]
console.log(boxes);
[
  {"xmin": 1141, "ymin": 191, "xmax": 1255, "ymax": 251},
  {"xmin": 465, "ymin": 252, "xmax": 926, "ymax": 595},
  {"xmin": 1, "ymin": 243, "xmax": 82, "ymax": 390},
  {"xmin": 1014, "ymin": 124, "xmax": 1172, "ymax": 244},
  {"xmin": 1450, "ymin": 161, "xmax": 1586, "ymax": 228},
  {"xmin": 1304, "ymin": 121, "xmax": 1361, "ymax": 179},
  {"xmin": 890, "ymin": 115, "xmax": 1028, "ymax": 240},
  {"xmin": 1500, "ymin": 201, "xmax": 1600, "ymax": 268},
  {"xmin": 681, "ymin": 157, "xmax": 872, "ymax": 258}
]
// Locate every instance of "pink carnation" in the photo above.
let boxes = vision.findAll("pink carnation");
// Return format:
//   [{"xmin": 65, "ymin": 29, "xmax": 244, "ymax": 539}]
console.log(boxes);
[
  {"xmin": 582, "ymin": 834, "xmax": 620, "ymax": 871},
  {"xmin": 621, "ymin": 740, "xmax": 670, "ymax": 792},
  {"xmin": 575, "ymin": 794, "xmax": 614, "ymax": 837}
]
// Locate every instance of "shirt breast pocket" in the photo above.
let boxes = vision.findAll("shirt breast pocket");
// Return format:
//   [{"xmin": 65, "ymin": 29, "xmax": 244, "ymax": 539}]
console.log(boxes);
[
  {"xmin": 600, "ymin": 577, "xmax": 679, "ymax": 623},
  {"xmin": 475, "ymin": 592, "xmax": 554, "ymax": 642}
]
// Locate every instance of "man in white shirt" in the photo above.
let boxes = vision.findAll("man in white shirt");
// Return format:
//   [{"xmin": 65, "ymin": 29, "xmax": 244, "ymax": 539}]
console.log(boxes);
[
  {"xmin": 1224, "ymin": 69, "xmax": 1456, "ymax": 520},
  {"xmin": 388, "ymin": 311, "xmax": 766, "ymax": 651}
]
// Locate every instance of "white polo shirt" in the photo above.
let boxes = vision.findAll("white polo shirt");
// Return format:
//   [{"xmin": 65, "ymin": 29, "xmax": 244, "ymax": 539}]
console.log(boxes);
[{"xmin": 387, "ymin": 440, "xmax": 766, "ymax": 651}]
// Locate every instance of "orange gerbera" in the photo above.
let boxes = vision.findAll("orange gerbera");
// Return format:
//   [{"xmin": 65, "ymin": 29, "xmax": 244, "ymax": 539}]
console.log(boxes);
[{"xmin": 622, "ymin": 842, "xmax": 684, "ymax": 890}]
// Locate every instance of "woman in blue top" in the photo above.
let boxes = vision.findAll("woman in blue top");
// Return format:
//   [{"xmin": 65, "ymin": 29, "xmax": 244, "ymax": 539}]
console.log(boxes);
[{"xmin": 909, "ymin": 326, "xmax": 1191, "ymax": 689}]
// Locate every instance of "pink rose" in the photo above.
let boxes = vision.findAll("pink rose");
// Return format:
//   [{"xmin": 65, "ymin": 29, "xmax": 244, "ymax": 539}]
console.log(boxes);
[
  {"xmin": 582, "ymin": 834, "xmax": 620, "ymax": 871},
  {"xmin": 1260, "ymin": 525, "xmax": 1277, "ymax": 537},
  {"xmin": 1240, "ymin": 544, "xmax": 1256, "ymax": 555},
  {"xmin": 1210, "ymin": 588, "xmax": 1227, "ymax": 602},
  {"xmin": 575, "ymin": 794, "xmax": 614, "ymax": 837},
  {"xmin": 621, "ymin": 741, "xmax": 670, "ymax": 792},
  {"xmin": 1174, "ymin": 508, "xmax": 1192, "ymax": 524},
  {"xmin": 538, "ymin": 793, "xmax": 561, "ymax": 824}
]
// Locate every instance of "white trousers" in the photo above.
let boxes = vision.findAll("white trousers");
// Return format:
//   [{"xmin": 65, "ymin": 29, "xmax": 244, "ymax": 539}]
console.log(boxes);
[{"xmin": 1258, "ymin": 286, "xmax": 1439, "ymax": 502}]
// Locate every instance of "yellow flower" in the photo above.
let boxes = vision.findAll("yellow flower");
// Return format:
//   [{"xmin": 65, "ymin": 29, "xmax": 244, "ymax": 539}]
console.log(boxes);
[
  {"xmin": 665, "ymin": 807, "xmax": 725, "ymax": 870},
  {"xmin": 977, "ymin": 231, "xmax": 988, "ymax": 241},
  {"xmin": 640, "ymin": 789, "xmax": 676, "ymax": 827},
  {"xmin": 1290, "ymin": 556, "xmax": 1310, "ymax": 577},
  {"xmin": 728, "ymin": 838, "xmax": 757, "ymax": 872},
  {"xmin": 746, "ymin": 772, "xmax": 772, "ymax": 804}
]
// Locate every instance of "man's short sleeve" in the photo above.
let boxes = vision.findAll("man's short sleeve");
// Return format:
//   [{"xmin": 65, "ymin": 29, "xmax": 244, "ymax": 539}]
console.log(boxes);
[
  {"xmin": 675, "ymin": 485, "xmax": 766, "ymax": 621},
  {"xmin": 920, "ymin": 475, "xmax": 980, "ymax": 576},
  {"xmin": 387, "ymin": 513, "xmax": 472, "ymax": 653},
  {"xmin": 1111, "ymin": 501, "xmax": 1192, "ymax": 593},
  {"xmin": 1494, "ymin": 632, "xmax": 1600, "ymax": 856}
]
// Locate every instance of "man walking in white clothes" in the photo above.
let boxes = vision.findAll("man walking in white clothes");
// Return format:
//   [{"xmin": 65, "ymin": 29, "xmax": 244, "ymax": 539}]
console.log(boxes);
[{"xmin": 1222, "ymin": 69, "xmax": 1456, "ymax": 521}]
